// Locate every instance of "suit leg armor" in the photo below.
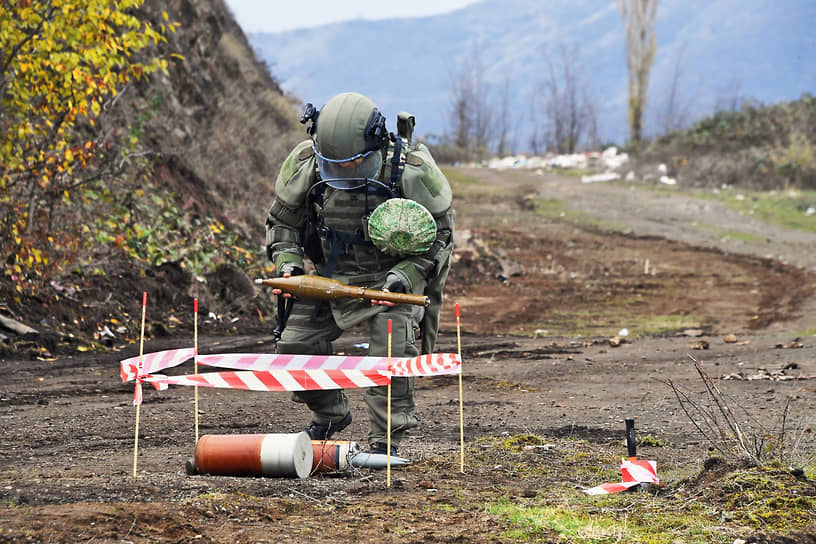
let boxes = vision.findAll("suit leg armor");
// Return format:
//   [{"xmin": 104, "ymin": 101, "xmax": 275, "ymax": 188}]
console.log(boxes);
[
  {"xmin": 364, "ymin": 303, "xmax": 424, "ymax": 447},
  {"xmin": 276, "ymin": 300, "xmax": 348, "ymax": 425}
]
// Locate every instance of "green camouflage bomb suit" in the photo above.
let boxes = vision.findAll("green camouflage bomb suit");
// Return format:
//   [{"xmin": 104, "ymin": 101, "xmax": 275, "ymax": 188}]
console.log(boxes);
[{"xmin": 264, "ymin": 93, "xmax": 454, "ymax": 449}]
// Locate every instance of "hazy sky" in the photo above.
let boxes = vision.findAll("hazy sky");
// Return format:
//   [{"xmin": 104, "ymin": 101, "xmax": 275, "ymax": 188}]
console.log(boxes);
[{"xmin": 223, "ymin": 0, "xmax": 480, "ymax": 33}]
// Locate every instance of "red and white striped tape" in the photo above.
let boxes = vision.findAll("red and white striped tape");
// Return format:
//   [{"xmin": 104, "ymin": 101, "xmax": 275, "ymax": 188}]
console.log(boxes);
[
  {"xmin": 583, "ymin": 481, "xmax": 641, "ymax": 495},
  {"xmin": 583, "ymin": 459, "xmax": 659, "ymax": 495},
  {"xmin": 120, "ymin": 348, "xmax": 196, "ymax": 382},
  {"xmin": 389, "ymin": 353, "xmax": 461, "ymax": 377},
  {"xmin": 143, "ymin": 368, "xmax": 391, "ymax": 392},
  {"xmin": 195, "ymin": 352, "xmax": 461, "ymax": 377},
  {"xmin": 133, "ymin": 382, "xmax": 143, "ymax": 406},
  {"xmin": 621, "ymin": 459, "xmax": 658, "ymax": 484},
  {"xmin": 121, "ymin": 351, "xmax": 460, "ymax": 397},
  {"xmin": 196, "ymin": 353, "xmax": 389, "ymax": 371}
]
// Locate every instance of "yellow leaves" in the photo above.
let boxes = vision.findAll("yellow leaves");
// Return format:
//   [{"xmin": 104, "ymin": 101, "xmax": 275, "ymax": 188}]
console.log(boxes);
[{"xmin": 1, "ymin": 0, "xmax": 176, "ymax": 278}]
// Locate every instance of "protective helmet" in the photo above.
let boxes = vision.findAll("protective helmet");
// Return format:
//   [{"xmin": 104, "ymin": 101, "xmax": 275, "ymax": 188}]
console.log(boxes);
[
  {"xmin": 310, "ymin": 93, "xmax": 387, "ymax": 186},
  {"xmin": 367, "ymin": 198, "xmax": 437, "ymax": 256}
]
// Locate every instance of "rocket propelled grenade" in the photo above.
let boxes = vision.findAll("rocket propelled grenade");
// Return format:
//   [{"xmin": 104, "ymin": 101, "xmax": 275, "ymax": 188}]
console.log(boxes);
[
  {"xmin": 186, "ymin": 434, "xmax": 410, "ymax": 478},
  {"xmin": 255, "ymin": 275, "xmax": 429, "ymax": 307},
  {"xmin": 350, "ymin": 452, "xmax": 410, "ymax": 469}
]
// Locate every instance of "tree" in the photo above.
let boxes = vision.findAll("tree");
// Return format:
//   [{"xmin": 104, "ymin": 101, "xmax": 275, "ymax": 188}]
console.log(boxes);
[
  {"xmin": 655, "ymin": 44, "xmax": 691, "ymax": 135},
  {"xmin": 0, "ymin": 0, "xmax": 175, "ymax": 284},
  {"xmin": 494, "ymin": 72, "xmax": 515, "ymax": 156},
  {"xmin": 535, "ymin": 43, "xmax": 598, "ymax": 154},
  {"xmin": 715, "ymin": 76, "xmax": 744, "ymax": 113},
  {"xmin": 447, "ymin": 43, "xmax": 494, "ymax": 160},
  {"xmin": 619, "ymin": 0, "xmax": 659, "ymax": 146}
]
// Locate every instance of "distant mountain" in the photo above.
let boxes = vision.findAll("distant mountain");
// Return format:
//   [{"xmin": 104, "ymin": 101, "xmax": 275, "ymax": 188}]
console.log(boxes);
[{"xmin": 247, "ymin": 0, "xmax": 815, "ymax": 149}]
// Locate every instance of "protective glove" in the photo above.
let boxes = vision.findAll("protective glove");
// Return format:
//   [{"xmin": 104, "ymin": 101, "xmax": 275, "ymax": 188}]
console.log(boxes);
[
  {"xmin": 278, "ymin": 263, "xmax": 304, "ymax": 278},
  {"xmin": 382, "ymin": 272, "xmax": 407, "ymax": 293}
]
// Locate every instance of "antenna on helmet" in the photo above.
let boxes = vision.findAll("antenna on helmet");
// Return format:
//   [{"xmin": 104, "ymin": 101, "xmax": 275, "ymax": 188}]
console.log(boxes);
[{"xmin": 300, "ymin": 103, "xmax": 319, "ymax": 136}]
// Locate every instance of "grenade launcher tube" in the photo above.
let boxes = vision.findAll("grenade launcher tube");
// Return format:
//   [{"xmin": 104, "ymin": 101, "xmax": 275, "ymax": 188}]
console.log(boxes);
[{"xmin": 255, "ymin": 275, "xmax": 429, "ymax": 307}]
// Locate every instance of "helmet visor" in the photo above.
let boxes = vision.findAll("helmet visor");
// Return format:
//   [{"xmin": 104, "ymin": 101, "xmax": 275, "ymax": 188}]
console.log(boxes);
[{"xmin": 313, "ymin": 143, "xmax": 383, "ymax": 188}]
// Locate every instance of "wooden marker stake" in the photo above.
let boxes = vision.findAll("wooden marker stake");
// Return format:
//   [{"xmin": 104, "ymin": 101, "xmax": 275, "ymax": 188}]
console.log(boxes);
[
  {"xmin": 133, "ymin": 291, "xmax": 147, "ymax": 478},
  {"xmin": 456, "ymin": 303, "xmax": 465, "ymax": 473}
]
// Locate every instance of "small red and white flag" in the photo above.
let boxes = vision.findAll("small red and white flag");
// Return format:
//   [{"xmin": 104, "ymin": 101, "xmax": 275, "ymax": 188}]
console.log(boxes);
[{"xmin": 583, "ymin": 459, "xmax": 658, "ymax": 496}]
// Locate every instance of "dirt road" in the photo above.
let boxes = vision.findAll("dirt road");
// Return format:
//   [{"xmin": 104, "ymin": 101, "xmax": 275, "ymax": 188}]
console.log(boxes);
[{"xmin": 1, "ymin": 168, "xmax": 815, "ymax": 543}]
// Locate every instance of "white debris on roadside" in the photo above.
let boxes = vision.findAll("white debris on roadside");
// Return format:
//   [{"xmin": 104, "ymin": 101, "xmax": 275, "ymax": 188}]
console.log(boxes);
[
  {"xmin": 601, "ymin": 147, "xmax": 628, "ymax": 169},
  {"xmin": 581, "ymin": 172, "xmax": 621, "ymax": 183},
  {"xmin": 484, "ymin": 147, "xmax": 629, "ymax": 178}
]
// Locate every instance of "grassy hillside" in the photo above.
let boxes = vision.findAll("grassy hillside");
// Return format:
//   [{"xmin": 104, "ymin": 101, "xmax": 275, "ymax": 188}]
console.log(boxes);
[
  {"xmin": 639, "ymin": 94, "xmax": 816, "ymax": 189},
  {"xmin": 0, "ymin": 0, "xmax": 303, "ymax": 353}
]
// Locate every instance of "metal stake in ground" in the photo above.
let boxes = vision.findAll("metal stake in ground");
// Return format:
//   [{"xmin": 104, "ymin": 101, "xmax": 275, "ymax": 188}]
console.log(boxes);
[
  {"xmin": 194, "ymin": 298, "xmax": 200, "ymax": 445},
  {"xmin": 456, "ymin": 303, "xmax": 464, "ymax": 473},
  {"xmin": 132, "ymin": 291, "xmax": 147, "ymax": 478},
  {"xmin": 387, "ymin": 318, "xmax": 392, "ymax": 488},
  {"xmin": 626, "ymin": 417, "xmax": 637, "ymax": 460}
]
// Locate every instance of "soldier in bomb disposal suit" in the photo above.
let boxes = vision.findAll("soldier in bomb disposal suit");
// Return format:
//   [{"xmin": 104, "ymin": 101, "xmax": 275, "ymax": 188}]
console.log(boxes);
[{"xmin": 265, "ymin": 92, "xmax": 454, "ymax": 456}]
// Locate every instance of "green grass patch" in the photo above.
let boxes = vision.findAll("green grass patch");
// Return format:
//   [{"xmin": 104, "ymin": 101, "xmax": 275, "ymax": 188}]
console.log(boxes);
[
  {"xmin": 720, "ymin": 230, "xmax": 768, "ymax": 242},
  {"xmin": 720, "ymin": 464, "xmax": 816, "ymax": 530},
  {"xmin": 470, "ymin": 436, "xmax": 814, "ymax": 542},
  {"xmin": 500, "ymin": 434, "xmax": 548, "ymax": 452},
  {"xmin": 552, "ymin": 167, "xmax": 594, "ymax": 178},
  {"xmin": 639, "ymin": 435, "xmax": 666, "ymax": 448},
  {"xmin": 704, "ymin": 189, "xmax": 816, "ymax": 233},
  {"xmin": 628, "ymin": 184, "xmax": 815, "ymax": 233},
  {"xmin": 535, "ymin": 310, "xmax": 702, "ymax": 338},
  {"xmin": 442, "ymin": 168, "xmax": 483, "ymax": 186},
  {"xmin": 486, "ymin": 499, "xmax": 728, "ymax": 543},
  {"xmin": 531, "ymin": 196, "xmax": 629, "ymax": 232},
  {"xmin": 795, "ymin": 326, "xmax": 816, "ymax": 337},
  {"xmin": 488, "ymin": 501, "xmax": 624, "ymax": 542},
  {"xmin": 628, "ymin": 314, "xmax": 704, "ymax": 337}
]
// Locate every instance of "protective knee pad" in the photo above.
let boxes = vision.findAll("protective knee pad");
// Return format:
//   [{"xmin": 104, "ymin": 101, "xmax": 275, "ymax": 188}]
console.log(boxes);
[
  {"xmin": 370, "ymin": 310, "xmax": 421, "ymax": 358},
  {"xmin": 275, "ymin": 339, "xmax": 332, "ymax": 355}
]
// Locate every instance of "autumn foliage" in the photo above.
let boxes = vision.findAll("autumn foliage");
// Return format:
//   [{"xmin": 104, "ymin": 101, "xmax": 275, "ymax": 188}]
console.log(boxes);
[{"xmin": 0, "ymin": 0, "xmax": 177, "ymax": 291}]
